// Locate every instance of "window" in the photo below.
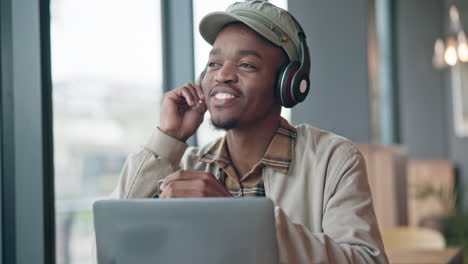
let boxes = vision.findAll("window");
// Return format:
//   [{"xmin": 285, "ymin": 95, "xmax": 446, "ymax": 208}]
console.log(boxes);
[
  {"xmin": 50, "ymin": 0, "xmax": 163, "ymax": 263},
  {"xmin": 192, "ymin": 0, "xmax": 291, "ymax": 147}
]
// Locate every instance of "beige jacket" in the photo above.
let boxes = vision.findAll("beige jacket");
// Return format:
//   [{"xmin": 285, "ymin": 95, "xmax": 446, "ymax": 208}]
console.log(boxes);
[{"xmin": 110, "ymin": 124, "xmax": 388, "ymax": 264}]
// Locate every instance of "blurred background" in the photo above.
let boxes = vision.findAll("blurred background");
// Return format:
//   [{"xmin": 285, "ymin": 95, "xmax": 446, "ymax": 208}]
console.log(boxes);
[{"xmin": 1, "ymin": 0, "xmax": 468, "ymax": 263}]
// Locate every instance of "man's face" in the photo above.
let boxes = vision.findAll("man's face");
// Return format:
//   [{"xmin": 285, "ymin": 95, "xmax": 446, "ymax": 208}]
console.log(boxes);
[{"xmin": 202, "ymin": 23, "xmax": 288, "ymax": 130}]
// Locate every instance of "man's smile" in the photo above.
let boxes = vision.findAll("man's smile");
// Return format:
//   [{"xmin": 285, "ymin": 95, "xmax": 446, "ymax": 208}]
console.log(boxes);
[{"xmin": 209, "ymin": 85, "xmax": 241, "ymax": 107}]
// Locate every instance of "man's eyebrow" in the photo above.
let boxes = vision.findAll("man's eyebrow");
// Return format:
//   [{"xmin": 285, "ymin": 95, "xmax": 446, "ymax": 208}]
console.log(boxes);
[
  {"xmin": 209, "ymin": 48, "xmax": 220, "ymax": 56},
  {"xmin": 237, "ymin": 50, "xmax": 262, "ymax": 59},
  {"xmin": 209, "ymin": 48, "xmax": 262, "ymax": 59}
]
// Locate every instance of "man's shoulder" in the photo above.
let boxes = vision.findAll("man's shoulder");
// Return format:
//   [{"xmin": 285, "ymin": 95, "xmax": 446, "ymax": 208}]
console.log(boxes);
[{"xmin": 293, "ymin": 123, "xmax": 360, "ymax": 159}]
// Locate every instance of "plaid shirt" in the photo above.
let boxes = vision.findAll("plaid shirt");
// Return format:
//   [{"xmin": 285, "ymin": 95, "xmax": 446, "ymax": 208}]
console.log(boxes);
[{"xmin": 155, "ymin": 118, "xmax": 296, "ymax": 198}]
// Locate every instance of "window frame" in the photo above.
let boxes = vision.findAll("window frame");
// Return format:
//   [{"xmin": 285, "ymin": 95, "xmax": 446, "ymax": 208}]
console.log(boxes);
[
  {"xmin": 161, "ymin": 0, "xmax": 197, "ymax": 146},
  {"xmin": 0, "ymin": 0, "xmax": 55, "ymax": 263}
]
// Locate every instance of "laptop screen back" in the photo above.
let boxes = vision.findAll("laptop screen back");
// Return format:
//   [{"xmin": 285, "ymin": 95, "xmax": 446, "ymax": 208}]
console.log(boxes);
[{"xmin": 93, "ymin": 198, "xmax": 278, "ymax": 264}]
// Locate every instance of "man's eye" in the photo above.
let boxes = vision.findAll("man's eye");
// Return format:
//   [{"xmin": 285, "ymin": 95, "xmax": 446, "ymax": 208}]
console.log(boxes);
[
  {"xmin": 207, "ymin": 62, "xmax": 220, "ymax": 67},
  {"xmin": 240, "ymin": 63, "xmax": 256, "ymax": 69}
]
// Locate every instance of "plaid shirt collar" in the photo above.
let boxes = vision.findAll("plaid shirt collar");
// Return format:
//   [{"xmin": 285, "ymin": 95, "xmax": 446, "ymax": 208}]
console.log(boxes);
[{"xmin": 198, "ymin": 117, "xmax": 296, "ymax": 174}]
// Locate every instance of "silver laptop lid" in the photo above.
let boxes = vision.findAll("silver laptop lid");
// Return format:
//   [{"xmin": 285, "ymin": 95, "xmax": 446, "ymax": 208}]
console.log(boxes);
[{"xmin": 93, "ymin": 198, "xmax": 278, "ymax": 264}]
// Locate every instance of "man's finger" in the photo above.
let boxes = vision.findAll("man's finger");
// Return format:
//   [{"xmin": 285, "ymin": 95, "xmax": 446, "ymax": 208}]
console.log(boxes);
[
  {"xmin": 160, "ymin": 170, "xmax": 215, "ymax": 190},
  {"xmin": 159, "ymin": 178, "xmax": 232, "ymax": 198},
  {"xmin": 160, "ymin": 189, "xmax": 205, "ymax": 199},
  {"xmin": 191, "ymin": 81, "xmax": 204, "ymax": 100},
  {"xmin": 185, "ymin": 84, "xmax": 201, "ymax": 105},
  {"xmin": 180, "ymin": 87, "xmax": 195, "ymax": 106},
  {"xmin": 185, "ymin": 84, "xmax": 205, "ymax": 113},
  {"xmin": 161, "ymin": 180, "xmax": 204, "ymax": 197}
]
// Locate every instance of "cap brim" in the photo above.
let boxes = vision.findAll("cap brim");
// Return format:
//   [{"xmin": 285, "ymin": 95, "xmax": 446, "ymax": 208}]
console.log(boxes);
[{"xmin": 199, "ymin": 12, "xmax": 245, "ymax": 45}]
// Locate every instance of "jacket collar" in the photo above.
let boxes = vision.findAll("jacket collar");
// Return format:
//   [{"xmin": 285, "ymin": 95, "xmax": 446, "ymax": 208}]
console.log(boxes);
[{"xmin": 199, "ymin": 117, "xmax": 296, "ymax": 174}]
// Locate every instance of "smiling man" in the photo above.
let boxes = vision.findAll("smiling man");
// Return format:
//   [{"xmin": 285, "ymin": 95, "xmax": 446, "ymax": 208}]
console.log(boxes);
[{"xmin": 112, "ymin": 1, "xmax": 388, "ymax": 263}]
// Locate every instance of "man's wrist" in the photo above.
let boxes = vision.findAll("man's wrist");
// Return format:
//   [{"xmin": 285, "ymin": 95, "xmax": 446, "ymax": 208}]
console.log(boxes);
[
  {"xmin": 158, "ymin": 127, "xmax": 188, "ymax": 142},
  {"xmin": 145, "ymin": 128, "xmax": 189, "ymax": 167}
]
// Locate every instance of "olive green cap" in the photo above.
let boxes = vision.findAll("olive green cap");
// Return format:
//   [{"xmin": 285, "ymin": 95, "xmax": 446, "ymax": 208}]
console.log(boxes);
[{"xmin": 199, "ymin": 0, "xmax": 300, "ymax": 61}]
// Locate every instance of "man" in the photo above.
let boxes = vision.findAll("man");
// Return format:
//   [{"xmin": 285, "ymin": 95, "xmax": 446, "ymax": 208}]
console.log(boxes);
[{"xmin": 111, "ymin": 1, "xmax": 388, "ymax": 263}]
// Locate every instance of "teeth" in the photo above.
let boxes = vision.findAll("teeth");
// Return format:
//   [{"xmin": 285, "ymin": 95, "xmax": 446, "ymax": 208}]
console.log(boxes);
[{"xmin": 214, "ymin": 93, "xmax": 235, "ymax": 99}]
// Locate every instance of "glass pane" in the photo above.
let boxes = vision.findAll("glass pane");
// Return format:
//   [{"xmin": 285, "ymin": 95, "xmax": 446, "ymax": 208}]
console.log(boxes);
[
  {"xmin": 193, "ymin": 0, "xmax": 291, "ymax": 147},
  {"xmin": 269, "ymin": 0, "xmax": 288, "ymax": 10},
  {"xmin": 50, "ymin": 0, "xmax": 163, "ymax": 263}
]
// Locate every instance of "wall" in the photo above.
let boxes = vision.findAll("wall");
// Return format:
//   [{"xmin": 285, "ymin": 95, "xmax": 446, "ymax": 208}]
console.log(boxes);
[
  {"xmin": 396, "ymin": 0, "xmax": 447, "ymax": 159},
  {"xmin": 289, "ymin": 0, "xmax": 372, "ymax": 143},
  {"xmin": 396, "ymin": 0, "xmax": 468, "ymax": 208},
  {"xmin": 446, "ymin": 0, "xmax": 468, "ymax": 208}
]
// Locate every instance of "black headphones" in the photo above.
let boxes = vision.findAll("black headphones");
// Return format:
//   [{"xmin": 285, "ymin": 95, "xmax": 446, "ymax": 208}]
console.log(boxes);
[{"xmin": 200, "ymin": 15, "xmax": 310, "ymax": 108}]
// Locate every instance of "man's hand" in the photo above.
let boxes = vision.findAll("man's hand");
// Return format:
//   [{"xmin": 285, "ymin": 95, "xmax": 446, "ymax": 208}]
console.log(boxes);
[
  {"xmin": 159, "ymin": 82, "xmax": 206, "ymax": 142},
  {"xmin": 159, "ymin": 170, "xmax": 233, "ymax": 198}
]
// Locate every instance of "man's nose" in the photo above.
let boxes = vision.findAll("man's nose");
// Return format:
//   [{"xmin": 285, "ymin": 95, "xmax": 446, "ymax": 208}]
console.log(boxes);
[{"xmin": 215, "ymin": 63, "xmax": 238, "ymax": 84}]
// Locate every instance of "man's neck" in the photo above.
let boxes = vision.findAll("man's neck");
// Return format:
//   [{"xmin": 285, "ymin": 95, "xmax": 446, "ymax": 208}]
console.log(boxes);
[{"xmin": 225, "ymin": 115, "xmax": 281, "ymax": 178}]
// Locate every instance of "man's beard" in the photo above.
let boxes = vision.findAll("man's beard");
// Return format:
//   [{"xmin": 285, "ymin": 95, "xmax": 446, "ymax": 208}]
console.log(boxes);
[{"xmin": 210, "ymin": 118, "xmax": 238, "ymax": 131}]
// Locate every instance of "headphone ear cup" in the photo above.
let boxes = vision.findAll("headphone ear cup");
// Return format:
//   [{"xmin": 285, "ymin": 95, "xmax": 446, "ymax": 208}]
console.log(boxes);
[
  {"xmin": 290, "ymin": 68, "xmax": 310, "ymax": 105},
  {"xmin": 276, "ymin": 61, "xmax": 300, "ymax": 108},
  {"xmin": 275, "ymin": 64, "xmax": 289, "ymax": 105}
]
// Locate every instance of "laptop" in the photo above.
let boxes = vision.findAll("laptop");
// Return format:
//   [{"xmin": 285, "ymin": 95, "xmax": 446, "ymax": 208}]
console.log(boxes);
[{"xmin": 93, "ymin": 198, "xmax": 279, "ymax": 264}]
